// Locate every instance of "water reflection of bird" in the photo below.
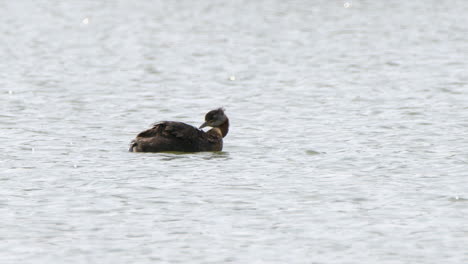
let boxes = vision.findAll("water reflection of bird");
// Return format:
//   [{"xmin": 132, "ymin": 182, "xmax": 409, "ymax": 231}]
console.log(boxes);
[{"xmin": 129, "ymin": 108, "xmax": 229, "ymax": 152}]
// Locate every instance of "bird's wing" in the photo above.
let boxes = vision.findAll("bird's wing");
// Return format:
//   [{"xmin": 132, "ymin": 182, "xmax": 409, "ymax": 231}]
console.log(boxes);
[
  {"xmin": 135, "ymin": 122, "xmax": 164, "ymax": 138},
  {"xmin": 136, "ymin": 121, "xmax": 202, "ymax": 141}
]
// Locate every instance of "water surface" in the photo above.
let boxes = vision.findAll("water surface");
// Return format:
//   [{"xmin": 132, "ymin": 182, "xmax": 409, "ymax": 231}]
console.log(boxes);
[{"xmin": 1, "ymin": 1, "xmax": 467, "ymax": 263}]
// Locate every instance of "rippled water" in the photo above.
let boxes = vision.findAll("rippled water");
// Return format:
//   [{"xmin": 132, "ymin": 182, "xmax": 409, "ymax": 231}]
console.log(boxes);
[{"xmin": 1, "ymin": 1, "xmax": 467, "ymax": 263}]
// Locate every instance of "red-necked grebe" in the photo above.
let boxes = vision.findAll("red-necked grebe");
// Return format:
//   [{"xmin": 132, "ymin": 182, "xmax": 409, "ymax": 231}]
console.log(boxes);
[{"xmin": 129, "ymin": 108, "xmax": 229, "ymax": 152}]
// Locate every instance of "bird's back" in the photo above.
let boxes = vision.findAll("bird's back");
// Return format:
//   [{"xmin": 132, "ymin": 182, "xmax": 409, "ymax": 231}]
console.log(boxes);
[{"xmin": 129, "ymin": 121, "xmax": 222, "ymax": 152}]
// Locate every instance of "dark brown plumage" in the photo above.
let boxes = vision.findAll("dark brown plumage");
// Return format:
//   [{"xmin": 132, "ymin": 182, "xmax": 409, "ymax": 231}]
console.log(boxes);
[{"xmin": 129, "ymin": 108, "xmax": 229, "ymax": 152}]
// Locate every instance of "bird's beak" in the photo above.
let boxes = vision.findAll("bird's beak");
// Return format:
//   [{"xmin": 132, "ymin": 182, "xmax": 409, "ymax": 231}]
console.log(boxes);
[{"xmin": 199, "ymin": 121, "xmax": 209, "ymax": 129}]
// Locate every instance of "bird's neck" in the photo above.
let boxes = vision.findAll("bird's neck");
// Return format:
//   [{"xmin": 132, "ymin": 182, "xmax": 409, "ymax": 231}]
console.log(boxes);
[
  {"xmin": 208, "ymin": 118, "xmax": 229, "ymax": 138},
  {"xmin": 219, "ymin": 118, "xmax": 229, "ymax": 138}
]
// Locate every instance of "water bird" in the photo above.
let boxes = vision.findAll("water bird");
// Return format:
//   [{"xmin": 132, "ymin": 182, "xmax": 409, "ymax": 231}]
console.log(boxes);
[{"xmin": 129, "ymin": 108, "xmax": 229, "ymax": 152}]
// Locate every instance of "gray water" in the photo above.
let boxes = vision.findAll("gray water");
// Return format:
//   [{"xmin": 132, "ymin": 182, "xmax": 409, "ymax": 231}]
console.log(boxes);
[{"xmin": 1, "ymin": 1, "xmax": 467, "ymax": 263}]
